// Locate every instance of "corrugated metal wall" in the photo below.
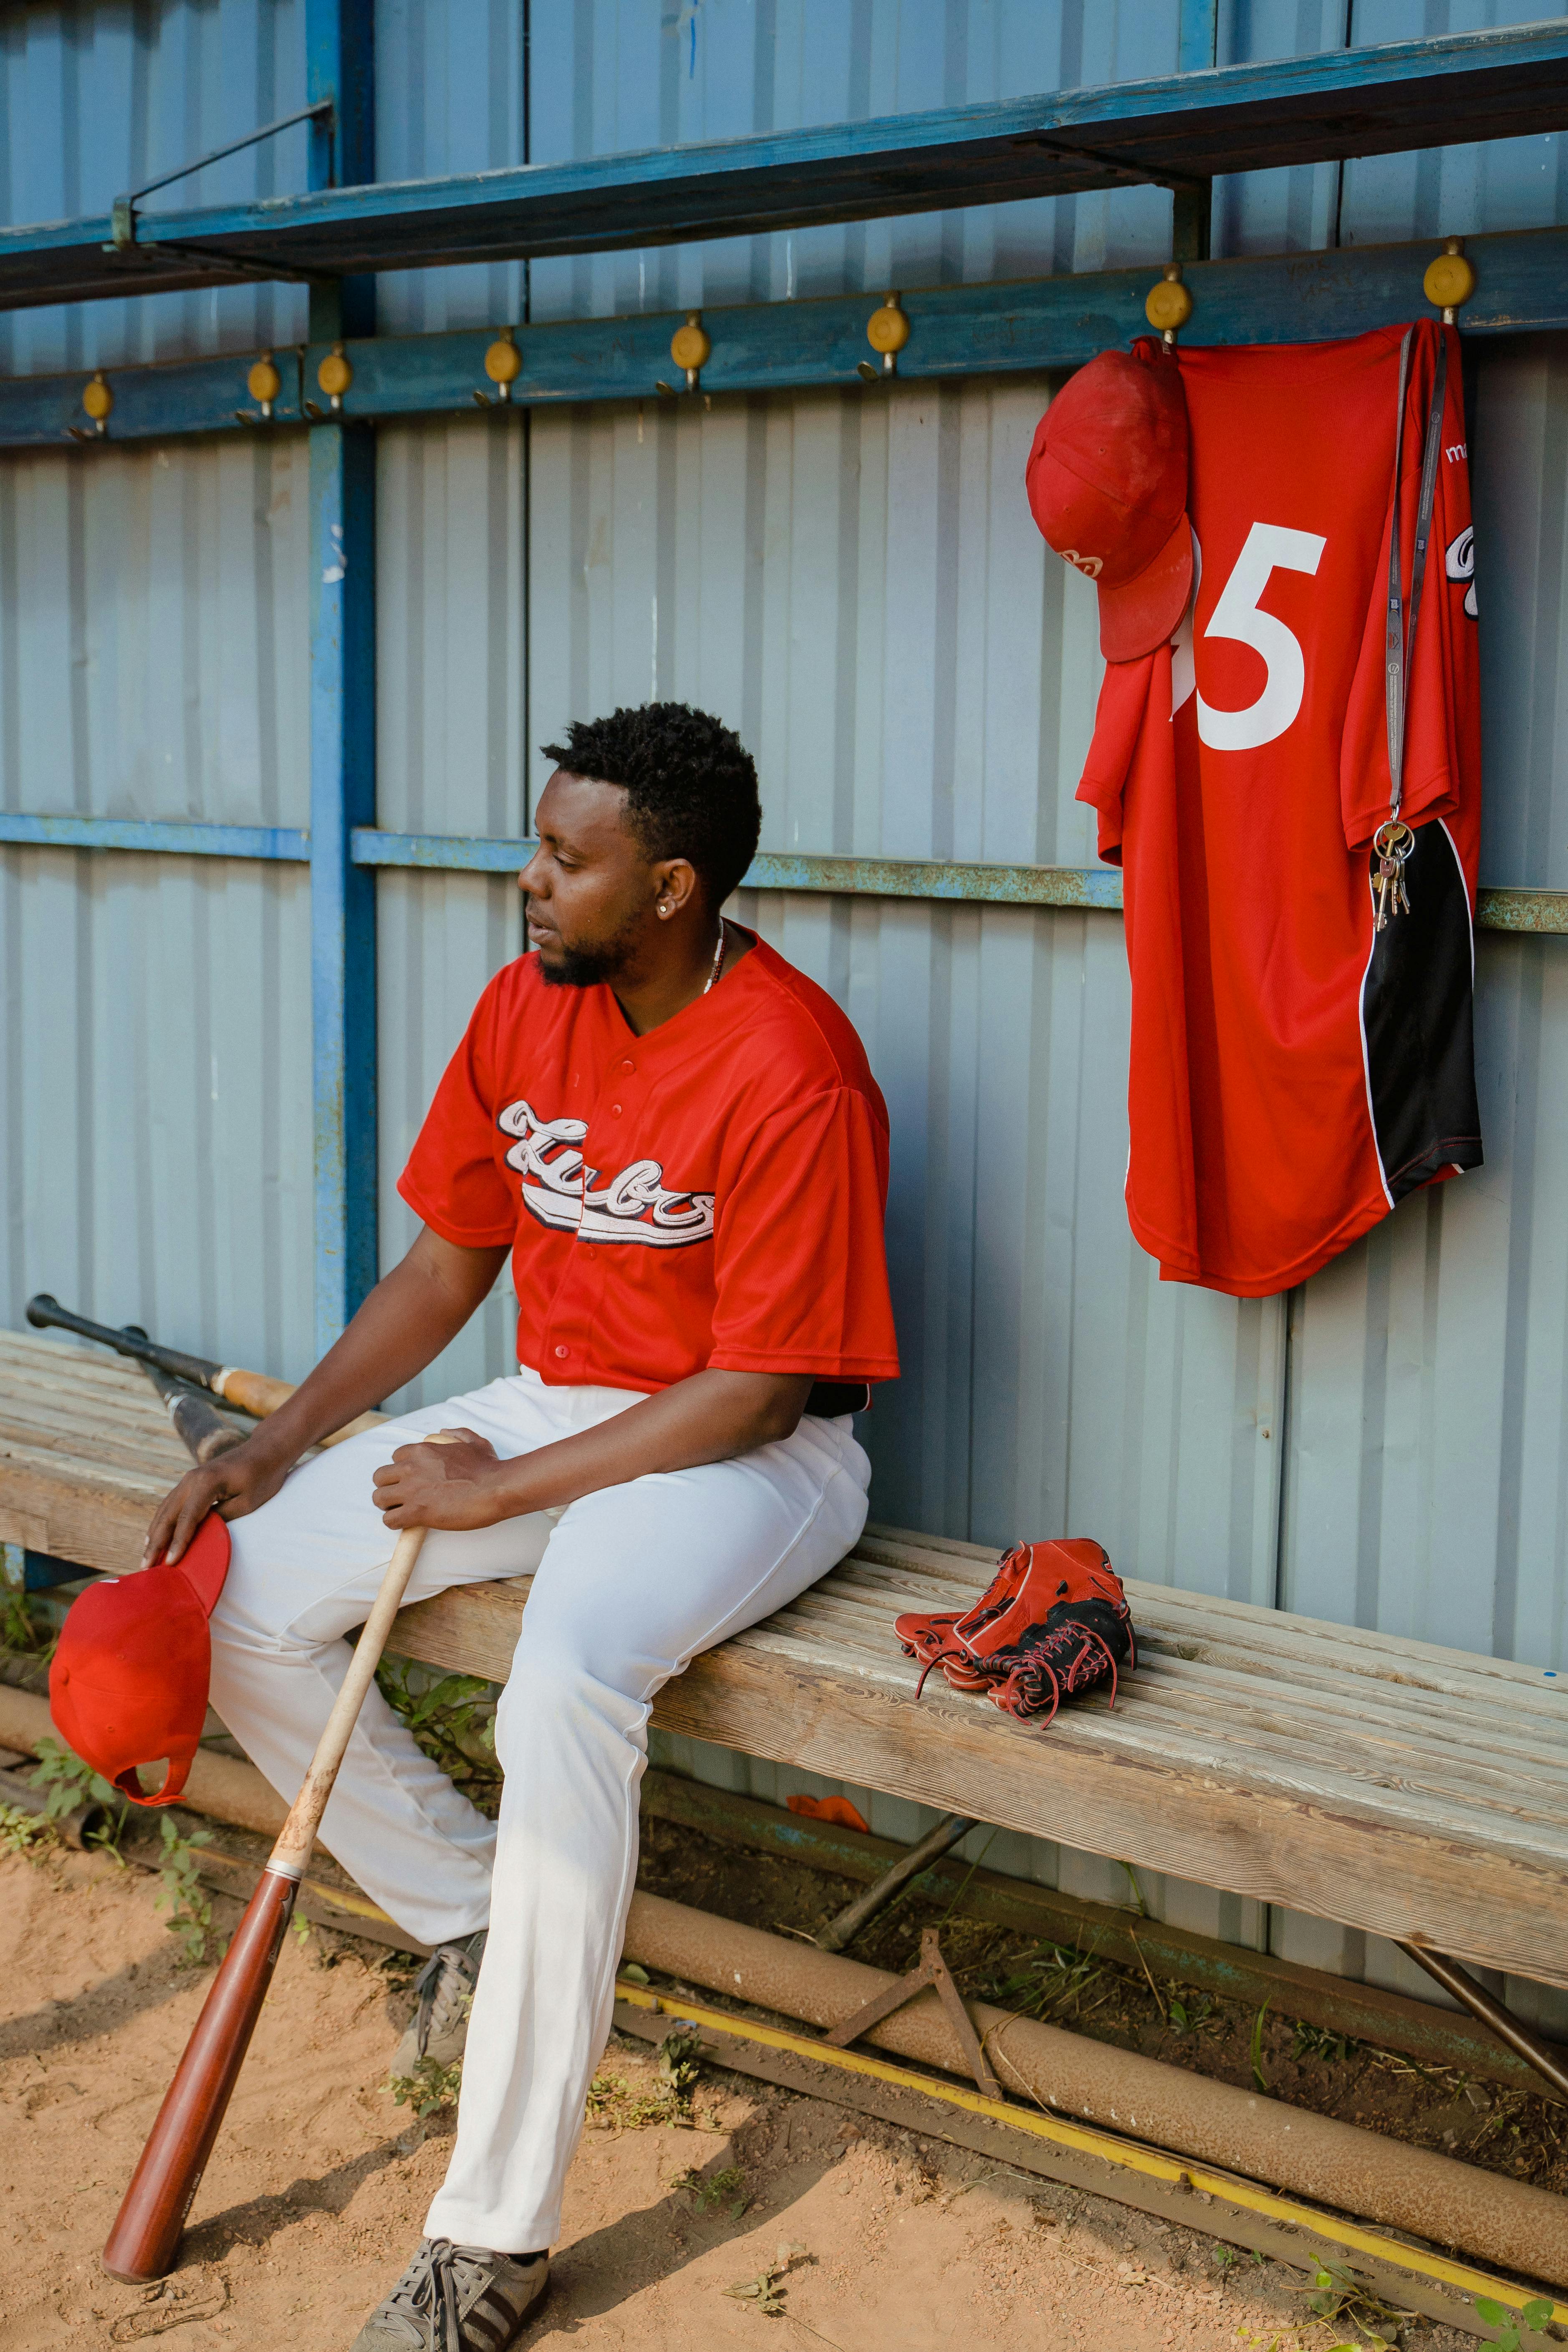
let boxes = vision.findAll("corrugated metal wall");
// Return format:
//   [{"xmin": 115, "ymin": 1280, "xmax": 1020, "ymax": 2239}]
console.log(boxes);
[
  {"xmin": 3, "ymin": 0, "xmax": 1568, "ymax": 2025},
  {"xmin": 0, "ymin": 425, "xmax": 314, "ymax": 1377},
  {"xmin": 0, "ymin": 0, "xmax": 310, "ymax": 371}
]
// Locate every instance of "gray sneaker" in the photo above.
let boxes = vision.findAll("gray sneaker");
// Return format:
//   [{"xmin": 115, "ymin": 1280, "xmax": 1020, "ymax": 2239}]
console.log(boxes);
[
  {"xmin": 350, "ymin": 2239, "xmax": 548, "ymax": 2350},
  {"xmin": 391, "ymin": 1933, "xmax": 487, "ymax": 2079}
]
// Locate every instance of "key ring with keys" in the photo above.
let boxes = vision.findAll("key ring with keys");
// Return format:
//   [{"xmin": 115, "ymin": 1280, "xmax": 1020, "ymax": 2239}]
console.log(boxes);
[{"xmin": 1371, "ymin": 817, "xmax": 1415, "ymax": 932}]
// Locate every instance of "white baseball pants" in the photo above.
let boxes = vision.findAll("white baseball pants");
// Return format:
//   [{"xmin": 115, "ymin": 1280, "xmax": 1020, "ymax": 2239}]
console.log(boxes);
[{"xmin": 205, "ymin": 1364, "xmax": 871, "ymax": 2255}]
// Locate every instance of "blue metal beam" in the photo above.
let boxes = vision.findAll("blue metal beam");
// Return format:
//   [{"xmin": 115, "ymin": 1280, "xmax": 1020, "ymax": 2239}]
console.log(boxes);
[
  {"xmin": 0, "ymin": 23, "xmax": 1563, "ymax": 309},
  {"xmin": 306, "ymin": 0, "xmax": 378, "ymax": 1356},
  {"xmin": 4, "ymin": 815, "xmax": 1566, "ymax": 934},
  {"xmin": 0, "ymin": 813, "xmax": 308, "ymax": 858},
  {"xmin": 350, "ymin": 830, "xmax": 1130, "ymax": 911},
  {"xmin": 10, "ymin": 223, "xmax": 1568, "ymax": 452}
]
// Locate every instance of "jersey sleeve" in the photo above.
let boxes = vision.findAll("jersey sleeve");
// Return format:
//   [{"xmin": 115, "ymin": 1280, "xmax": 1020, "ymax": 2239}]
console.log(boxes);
[
  {"xmin": 396, "ymin": 973, "xmax": 520, "ymax": 1248},
  {"xmin": 1076, "ymin": 650, "xmax": 1161, "ymax": 864},
  {"xmin": 1341, "ymin": 323, "xmax": 1475, "ymax": 853},
  {"xmin": 707, "ymin": 1088, "xmax": 901, "ymax": 1380}
]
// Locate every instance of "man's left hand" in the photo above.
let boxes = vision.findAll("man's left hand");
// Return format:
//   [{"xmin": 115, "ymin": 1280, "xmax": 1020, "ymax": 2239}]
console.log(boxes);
[{"xmin": 372, "ymin": 1427, "xmax": 508, "ymax": 1530}]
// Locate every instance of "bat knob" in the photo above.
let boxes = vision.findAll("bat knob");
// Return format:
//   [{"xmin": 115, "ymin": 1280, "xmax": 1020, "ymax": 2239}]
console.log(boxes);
[{"xmin": 25, "ymin": 1293, "xmax": 60, "ymax": 1327}]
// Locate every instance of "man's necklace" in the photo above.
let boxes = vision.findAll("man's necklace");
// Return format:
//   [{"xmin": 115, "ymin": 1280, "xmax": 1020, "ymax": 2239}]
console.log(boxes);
[{"xmin": 702, "ymin": 918, "xmax": 729, "ymax": 995}]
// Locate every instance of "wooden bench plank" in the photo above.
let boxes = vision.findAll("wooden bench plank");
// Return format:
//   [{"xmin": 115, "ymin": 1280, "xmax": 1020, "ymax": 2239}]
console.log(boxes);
[
  {"xmin": 793, "ymin": 1582, "xmax": 1568, "ymax": 1764},
  {"xmin": 390, "ymin": 1576, "xmax": 1568, "ymax": 1989},
  {"xmin": 0, "ymin": 1434, "xmax": 165, "ymax": 1571},
  {"xmin": 728, "ymin": 1624, "xmax": 1568, "ymax": 1865},
  {"xmin": 4, "ymin": 1329, "xmax": 1566, "ymax": 1991},
  {"xmin": 0, "ymin": 1411, "xmax": 192, "ymax": 1480}
]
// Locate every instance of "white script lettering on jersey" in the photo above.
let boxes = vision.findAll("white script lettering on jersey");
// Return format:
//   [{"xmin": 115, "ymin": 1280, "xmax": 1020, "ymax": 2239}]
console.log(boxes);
[{"xmin": 497, "ymin": 1099, "xmax": 717, "ymax": 1247}]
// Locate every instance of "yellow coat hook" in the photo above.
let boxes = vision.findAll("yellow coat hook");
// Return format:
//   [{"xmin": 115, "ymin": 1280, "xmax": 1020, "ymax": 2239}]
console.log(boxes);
[
  {"xmin": 657, "ymin": 312, "xmax": 712, "ymax": 397},
  {"xmin": 1144, "ymin": 264, "xmax": 1193, "ymax": 346},
  {"xmin": 239, "ymin": 352, "xmax": 282, "ymax": 424},
  {"xmin": 70, "ymin": 370, "xmax": 114, "ymax": 440},
  {"xmin": 317, "ymin": 344, "xmax": 352, "ymax": 412},
  {"xmin": 475, "ymin": 328, "xmax": 523, "ymax": 407},
  {"xmin": 858, "ymin": 292, "xmax": 911, "ymax": 380},
  {"xmin": 1424, "ymin": 237, "xmax": 1476, "ymax": 326}
]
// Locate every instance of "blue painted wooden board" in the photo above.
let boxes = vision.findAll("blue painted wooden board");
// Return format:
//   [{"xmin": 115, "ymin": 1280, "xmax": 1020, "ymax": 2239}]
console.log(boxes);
[
  {"xmin": 2, "ymin": 223, "xmax": 1563, "ymax": 450},
  {"xmin": 0, "ymin": 22, "xmax": 1563, "ymax": 308}
]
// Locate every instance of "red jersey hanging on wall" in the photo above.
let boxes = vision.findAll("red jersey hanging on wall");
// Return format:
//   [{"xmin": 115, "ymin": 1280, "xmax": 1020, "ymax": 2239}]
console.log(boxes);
[{"xmin": 1028, "ymin": 321, "xmax": 1481, "ymax": 1299}]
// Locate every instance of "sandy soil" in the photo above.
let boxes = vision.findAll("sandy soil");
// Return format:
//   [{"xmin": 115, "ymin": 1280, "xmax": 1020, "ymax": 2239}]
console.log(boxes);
[{"xmin": 0, "ymin": 1842, "xmax": 1481, "ymax": 2352}]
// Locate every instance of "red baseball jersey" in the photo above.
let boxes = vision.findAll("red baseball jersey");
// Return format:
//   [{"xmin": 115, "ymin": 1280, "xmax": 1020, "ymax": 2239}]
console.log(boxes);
[
  {"xmin": 1076, "ymin": 321, "xmax": 1481, "ymax": 1297},
  {"xmin": 399, "ymin": 933, "xmax": 901, "ymax": 1392}
]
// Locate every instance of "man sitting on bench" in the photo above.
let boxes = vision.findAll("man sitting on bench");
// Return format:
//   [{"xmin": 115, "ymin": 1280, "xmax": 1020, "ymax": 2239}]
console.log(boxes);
[{"xmin": 143, "ymin": 700, "xmax": 899, "ymax": 2352}]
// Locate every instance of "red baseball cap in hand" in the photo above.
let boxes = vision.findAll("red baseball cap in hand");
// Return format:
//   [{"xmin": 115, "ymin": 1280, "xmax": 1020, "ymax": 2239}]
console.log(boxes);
[
  {"xmin": 1025, "ymin": 341, "xmax": 1192, "ymax": 662},
  {"xmin": 48, "ymin": 1513, "xmax": 232, "ymax": 1806}
]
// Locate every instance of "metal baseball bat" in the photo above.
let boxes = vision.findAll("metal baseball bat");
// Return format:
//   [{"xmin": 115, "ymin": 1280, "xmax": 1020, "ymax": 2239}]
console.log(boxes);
[
  {"xmin": 100, "ymin": 1438, "xmax": 460, "ymax": 2284},
  {"xmin": 122, "ymin": 1327, "xmax": 251, "ymax": 1466},
  {"xmin": 26, "ymin": 1293, "xmax": 385, "ymax": 1446}
]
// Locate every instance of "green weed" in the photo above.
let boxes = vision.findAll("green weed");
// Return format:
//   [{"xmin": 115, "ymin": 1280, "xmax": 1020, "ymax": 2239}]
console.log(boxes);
[
  {"xmin": 1167, "ymin": 1990, "xmax": 1215, "ymax": 2034},
  {"xmin": 1, "ymin": 1583, "xmax": 36, "ymax": 1654},
  {"xmin": 0, "ymin": 1799, "xmax": 52, "ymax": 1858},
  {"xmin": 934, "ymin": 1828, "xmax": 1000, "ymax": 1928},
  {"xmin": 586, "ymin": 2033, "xmax": 708, "ymax": 2135},
  {"xmin": 1250, "ymin": 2001, "xmax": 1271, "ymax": 2093},
  {"xmin": 154, "ymin": 1814, "xmax": 214, "ymax": 1963},
  {"xmin": 385, "ymin": 2054, "xmax": 465, "ymax": 2118},
  {"xmin": 672, "ymin": 2161, "xmax": 749, "ymax": 2216},
  {"xmin": 1117, "ymin": 1861, "xmax": 1151, "ymax": 1917},
  {"xmin": 28, "ymin": 1735, "xmax": 127, "ymax": 1852},
  {"xmin": 1293, "ymin": 2019, "xmax": 1361, "ymax": 2067},
  {"xmin": 1472, "ymin": 2294, "xmax": 1556, "ymax": 2351},
  {"xmin": 658, "ymin": 2027, "xmax": 704, "ymax": 2101},
  {"xmin": 725, "ymin": 2241, "xmax": 804, "ymax": 2317},
  {"xmin": 1290, "ymin": 2257, "xmax": 1418, "ymax": 2344},
  {"xmin": 375, "ymin": 1662, "xmax": 499, "ymax": 1805},
  {"xmin": 987, "ymin": 1940, "xmax": 1113, "ymax": 2023},
  {"xmin": 585, "ymin": 2069, "xmax": 689, "ymax": 2132},
  {"xmin": 724, "ymin": 2244, "xmax": 844, "ymax": 2348}
]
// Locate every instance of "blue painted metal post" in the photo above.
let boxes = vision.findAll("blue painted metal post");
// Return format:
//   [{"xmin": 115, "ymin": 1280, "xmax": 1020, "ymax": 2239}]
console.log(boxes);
[
  {"xmin": 306, "ymin": 0, "xmax": 377, "ymax": 1355},
  {"xmin": 1177, "ymin": 0, "xmax": 1219, "ymax": 73},
  {"xmin": 1173, "ymin": 0, "xmax": 1217, "ymax": 263}
]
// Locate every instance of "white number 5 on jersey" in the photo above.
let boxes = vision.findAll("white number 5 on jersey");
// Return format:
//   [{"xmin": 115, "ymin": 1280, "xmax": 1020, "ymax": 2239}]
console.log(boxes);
[{"xmin": 1172, "ymin": 522, "xmax": 1327, "ymax": 753}]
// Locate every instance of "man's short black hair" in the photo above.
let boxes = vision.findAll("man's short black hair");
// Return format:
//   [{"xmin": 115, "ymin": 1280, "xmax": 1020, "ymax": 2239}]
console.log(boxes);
[{"xmin": 540, "ymin": 702, "xmax": 761, "ymax": 907}]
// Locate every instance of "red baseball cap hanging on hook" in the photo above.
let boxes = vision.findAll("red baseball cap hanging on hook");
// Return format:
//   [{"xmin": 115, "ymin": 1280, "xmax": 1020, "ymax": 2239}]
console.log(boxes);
[{"xmin": 1025, "ymin": 341, "xmax": 1193, "ymax": 662}]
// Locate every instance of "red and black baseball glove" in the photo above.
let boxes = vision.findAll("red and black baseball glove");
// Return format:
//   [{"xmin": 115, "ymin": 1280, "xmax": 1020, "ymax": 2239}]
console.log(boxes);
[{"xmin": 894, "ymin": 1537, "xmax": 1136, "ymax": 1725}]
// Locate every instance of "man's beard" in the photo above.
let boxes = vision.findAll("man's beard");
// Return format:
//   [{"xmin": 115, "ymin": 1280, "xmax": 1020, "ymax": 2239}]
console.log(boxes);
[{"xmin": 535, "ymin": 913, "xmax": 641, "ymax": 989}]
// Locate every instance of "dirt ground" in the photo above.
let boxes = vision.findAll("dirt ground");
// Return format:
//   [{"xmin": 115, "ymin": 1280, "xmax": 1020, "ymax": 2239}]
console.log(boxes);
[{"xmin": 0, "ymin": 1842, "xmax": 1484, "ymax": 2352}]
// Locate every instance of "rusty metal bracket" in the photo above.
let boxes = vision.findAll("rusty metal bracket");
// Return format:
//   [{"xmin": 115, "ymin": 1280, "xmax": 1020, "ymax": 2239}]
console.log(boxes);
[
  {"xmin": 1397, "ymin": 1939, "xmax": 1568, "ymax": 2104},
  {"xmin": 822, "ymin": 1926, "xmax": 1001, "ymax": 2099},
  {"xmin": 815, "ymin": 1812, "xmax": 975, "ymax": 1954}
]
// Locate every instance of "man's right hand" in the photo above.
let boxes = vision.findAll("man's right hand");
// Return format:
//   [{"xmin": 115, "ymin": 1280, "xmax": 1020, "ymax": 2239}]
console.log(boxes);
[{"xmin": 142, "ymin": 1436, "xmax": 295, "ymax": 1569}]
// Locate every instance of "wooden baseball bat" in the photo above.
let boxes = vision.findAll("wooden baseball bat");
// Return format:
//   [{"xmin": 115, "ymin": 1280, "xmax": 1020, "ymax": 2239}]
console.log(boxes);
[
  {"xmin": 26, "ymin": 1293, "xmax": 385, "ymax": 1447},
  {"xmin": 101, "ymin": 1435, "xmax": 461, "ymax": 2283}
]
